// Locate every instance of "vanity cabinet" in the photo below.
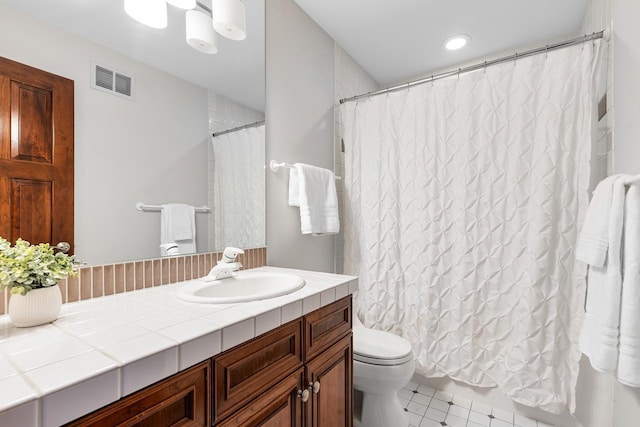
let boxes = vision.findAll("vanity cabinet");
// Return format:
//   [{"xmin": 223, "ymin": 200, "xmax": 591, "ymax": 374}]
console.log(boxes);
[
  {"xmin": 66, "ymin": 360, "xmax": 211, "ymax": 427},
  {"xmin": 213, "ymin": 296, "xmax": 352, "ymax": 427},
  {"xmin": 65, "ymin": 296, "xmax": 352, "ymax": 427}
]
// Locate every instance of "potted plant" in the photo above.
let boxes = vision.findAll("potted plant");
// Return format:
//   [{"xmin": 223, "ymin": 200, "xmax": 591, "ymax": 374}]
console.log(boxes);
[{"xmin": 0, "ymin": 237, "xmax": 81, "ymax": 327}]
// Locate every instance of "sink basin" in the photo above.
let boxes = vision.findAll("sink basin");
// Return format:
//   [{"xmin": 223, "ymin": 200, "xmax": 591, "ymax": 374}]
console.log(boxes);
[{"xmin": 176, "ymin": 271, "xmax": 306, "ymax": 304}]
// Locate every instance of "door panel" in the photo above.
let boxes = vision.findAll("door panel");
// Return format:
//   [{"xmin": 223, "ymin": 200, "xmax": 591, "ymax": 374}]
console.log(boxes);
[
  {"xmin": 305, "ymin": 334, "xmax": 353, "ymax": 427},
  {"xmin": 0, "ymin": 56, "xmax": 74, "ymax": 252}
]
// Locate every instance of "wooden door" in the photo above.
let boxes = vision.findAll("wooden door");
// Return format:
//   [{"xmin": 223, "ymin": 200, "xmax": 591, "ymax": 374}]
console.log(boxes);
[
  {"xmin": 305, "ymin": 334, "xmax": 353, "ymax": 427},
  {"xmin": 0, "ymin": 56, "xmax": 74, "ymax": 252}
]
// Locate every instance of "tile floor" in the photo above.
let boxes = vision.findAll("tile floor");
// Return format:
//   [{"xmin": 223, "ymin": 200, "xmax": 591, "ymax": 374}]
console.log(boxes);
[{"xmin": 399, "ymin": 381, "xmax": 555, "ymax": 427}]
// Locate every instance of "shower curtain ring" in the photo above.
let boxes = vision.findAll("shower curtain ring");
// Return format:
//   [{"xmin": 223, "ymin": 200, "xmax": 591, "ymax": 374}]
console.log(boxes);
[
  {"xmin": 513, "ymin": 52, "xmax": 518, "ymax": 66},
  {"xmin": 484, "ymin": 61, "xmax": 487, "ymax": 73},
  {"xmin": 545, "ymin": 45, "xmax": 549, "ymax": 59},
  {"xmin": 457, "ymin": 68, "xmax": 461, "ymax": 80}
]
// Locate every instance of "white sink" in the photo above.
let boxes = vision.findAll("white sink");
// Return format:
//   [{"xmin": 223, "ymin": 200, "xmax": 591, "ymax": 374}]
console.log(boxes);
[{"xmin": 176, "ymin": 271, "xmax": 306, "ymax": 304}]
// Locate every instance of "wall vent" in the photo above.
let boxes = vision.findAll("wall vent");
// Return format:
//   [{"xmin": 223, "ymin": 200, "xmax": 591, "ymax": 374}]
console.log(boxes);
[{"xmin": 91, "ymin": 63, "xmax": 135, "ymax": 100}]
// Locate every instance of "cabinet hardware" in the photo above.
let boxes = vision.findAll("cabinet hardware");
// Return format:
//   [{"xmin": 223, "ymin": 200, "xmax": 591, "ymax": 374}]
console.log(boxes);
[
  {"xmin": 309, "ymin": 381, "xmax": 320, "ymax": 394},
  {"xmin": 297, "ymin": 389, "xmax": 310, "ymax": 402}
]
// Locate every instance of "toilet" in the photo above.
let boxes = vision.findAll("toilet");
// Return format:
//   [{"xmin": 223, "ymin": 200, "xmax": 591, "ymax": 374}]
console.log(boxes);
[{"xmin": 352, "ymin": 314, "xmax": 415, "ymax": 427}]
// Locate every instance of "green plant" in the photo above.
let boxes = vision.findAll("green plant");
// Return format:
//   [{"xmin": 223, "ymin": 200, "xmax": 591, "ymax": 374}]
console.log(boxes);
[{"xmin": 0, "ymin": 237, "xmax": 81, "ymax": 296}]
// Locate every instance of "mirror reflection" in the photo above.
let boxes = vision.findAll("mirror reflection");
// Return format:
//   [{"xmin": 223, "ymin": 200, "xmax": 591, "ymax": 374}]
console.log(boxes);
[{"xmin": 0, "ymin": 0, "xmax": 265, "ymax": 265}]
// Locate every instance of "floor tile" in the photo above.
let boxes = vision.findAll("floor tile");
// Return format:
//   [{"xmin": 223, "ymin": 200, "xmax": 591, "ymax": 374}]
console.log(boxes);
[
  {"xmin": 447, "ymin": 403, "xmax": 470, "ymax": 419},
  {"xmin": 445, "ymin": 413, "xmax": 468, "ymax": 427},
  {"xmin": 407, "ymin": 400, "xmax": 428, "ymax": 416},
  {"xmin": 428, "ymin": 397, "xmax": 450, "ymax": 412},
  {"xmin": 472, "ymin": 401, "xmax": 493, "ymax": 416},
  {"xmin": 424, "ymin": 407, "xmax": 446, "ymax": 422},
  {"xmin": 397, "ymin": 381, "xmax": 550, "ymax": 427},
  {"xmin": 492, "ymin": 407, "xmax": 514, "ymax": 423},
  {"xmin": 491, "ymin": 418, "xmax": 515, "ymax": 427},
  {"xmin": 433, "ymin": 390, "xmax": 453, "ymax": 402},
  {"xmin": 419, "ymin": 418, "xmax": 442, "ymax": 427},
  {"xmin": 411, "ymin": 392, "xmax": 432, "ymax": 406},
  {"xmin": 417, "ymin": 384, "xmax": 436, "ymax": 396}
]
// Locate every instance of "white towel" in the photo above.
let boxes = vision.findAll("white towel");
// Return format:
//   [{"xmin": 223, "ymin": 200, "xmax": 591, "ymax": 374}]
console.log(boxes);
[
  {"xmin": 290, "ymin": 163, "xmax": 339, "ymax": 235},
  {"xmin": 618, "ymin": 184, "xmax": 640, "ymax": 386},
  {"xmin": 576, "ymin": 175, "xmax": 621, "ymax": 267},
  {"xmin": 579, "ymin": 175, "xmax": 627, "ymax": 373},
  {"xmin": 160, "ymin": 203, "xmax": 196, "ymax": 255},
  {"xmin": 288, "ymin": 168, "xmax": 300, "ymax": 207}
]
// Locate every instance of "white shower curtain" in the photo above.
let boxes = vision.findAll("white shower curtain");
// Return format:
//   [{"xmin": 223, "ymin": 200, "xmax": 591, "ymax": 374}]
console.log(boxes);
[
  {"xmin": 342, "ymin": 42, "xmax": 604, "ymax": 413},
  {"xmin": 211, "ymin": 124, "xmax": 265, "ymax": 250}
]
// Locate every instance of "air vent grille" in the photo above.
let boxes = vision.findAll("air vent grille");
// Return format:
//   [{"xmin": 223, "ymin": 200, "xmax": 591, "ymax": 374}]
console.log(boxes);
[
  {"xmin": 95, "ymin": 66, "xmax": 113, "ymax": 90},
  {"xmin": 91, "ymin": 63, "xmax": 135, "ymax": 100}
]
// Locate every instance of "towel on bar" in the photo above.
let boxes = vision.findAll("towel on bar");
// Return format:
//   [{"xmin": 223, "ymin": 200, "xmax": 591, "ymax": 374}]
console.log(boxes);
[
  {"xmin": 617, "ymin": 184, "xmax": 640, "ymax": 386},
  {"xmin": 289, "ymin": 163, "xmax": 339, "ymax": 235},
  {"xmin": 576, "ymin": 175, "xmax": 621, "ymax": 267},
  {"xmin": 288, "ymin": 167, "xmax": 300, "ymax": 207},
  {"xmin": 160, "ymin": 203, "xmax": 196, "ymax": 255},
  {"xmin": 579, "ymin": 175, "xmax": 628, "ymax": 373}
]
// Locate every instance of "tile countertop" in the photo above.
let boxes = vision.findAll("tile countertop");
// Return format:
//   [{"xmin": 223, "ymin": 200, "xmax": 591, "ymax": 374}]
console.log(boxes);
[{"xmin": 0, "ymin": 267, "xmax": 358, "ymax": 427}]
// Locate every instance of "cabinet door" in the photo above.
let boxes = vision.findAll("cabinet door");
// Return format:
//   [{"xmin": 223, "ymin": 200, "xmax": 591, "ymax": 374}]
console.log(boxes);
[
  {"xmin": 213, "ymin": 319, "xmax": 303, "ymax": 423},
  {"xmin": 305, "ymin": 334, "xmax": 353, "ymax": 427},
  {"xmin": 65, "ymin": 361, "xmax": 210, "ymax": 427},
  {"xmin": 216, "ymin": 368, "xmax": 304, "ymax": 427}
]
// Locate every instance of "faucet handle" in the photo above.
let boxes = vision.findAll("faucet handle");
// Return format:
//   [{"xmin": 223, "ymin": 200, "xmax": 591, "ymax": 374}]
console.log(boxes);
[{"xmin": 222, "ymin": 247, "xmax": 245, "ymax": 263}]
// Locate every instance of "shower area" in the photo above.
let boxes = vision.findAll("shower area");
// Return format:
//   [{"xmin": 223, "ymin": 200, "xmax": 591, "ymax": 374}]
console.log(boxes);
[{"xmin": 338, "ymin": 34, "xmax": 608, "ymax": 418}]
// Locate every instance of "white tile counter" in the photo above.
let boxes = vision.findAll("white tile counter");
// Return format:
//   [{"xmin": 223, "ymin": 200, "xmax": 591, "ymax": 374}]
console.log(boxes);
[{"xmin": 0, "ymin": 267, "xmax": 358, "ymax": 427}]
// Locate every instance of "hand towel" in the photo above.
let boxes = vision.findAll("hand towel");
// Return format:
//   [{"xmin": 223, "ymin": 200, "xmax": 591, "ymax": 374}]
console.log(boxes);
[
  {"xmin": 576, "ymin": 175, "xmax": 621, "ymax": 267},
  {"xmin": 579, "ymin": 175, "xmax": 627, "ymax": 372},
  {"xmin": 617, "ymin": 184, "xmax": 640, "ymax": 386},
  {"xmin": 288, "ymin": 167, "xmax": 300, "ymax": 207},
  {"xmin": 160, "ymin": 203, "xmax": 196, "ymax": 255},
  {"xmin": 292, "ymin": 163, "xmax": 339, "ymax": 235}
]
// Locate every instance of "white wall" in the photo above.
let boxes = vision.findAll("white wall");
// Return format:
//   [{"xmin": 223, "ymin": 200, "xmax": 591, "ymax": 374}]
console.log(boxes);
[
  {"xmin": 611, "ymin": 0, "xmax": 640, "ymax": 425},
  {"xmin": 265, "ymin": 0, "xmax": 335, "ymax": 272},
  {"xmin": 0, "ymin": 4, "xmax": 210, "ymax": 265}
]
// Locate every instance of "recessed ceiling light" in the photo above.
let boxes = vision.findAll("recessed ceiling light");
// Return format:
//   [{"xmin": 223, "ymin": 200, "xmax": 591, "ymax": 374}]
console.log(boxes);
[{"xmin": 444, "ymin": 34, "xmax": 471, "ymax": 51}]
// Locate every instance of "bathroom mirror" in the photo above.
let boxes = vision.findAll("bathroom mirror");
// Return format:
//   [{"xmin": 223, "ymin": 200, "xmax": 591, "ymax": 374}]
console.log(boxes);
[{"xmin": 0, "ymin": 0, "xmax": 265, "ymax": 265}]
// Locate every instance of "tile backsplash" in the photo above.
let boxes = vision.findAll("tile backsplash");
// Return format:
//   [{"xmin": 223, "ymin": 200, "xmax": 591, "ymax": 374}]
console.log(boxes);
[{"xmin": 0, "ymin": 247, "xmax": 267, "ymax": 316}]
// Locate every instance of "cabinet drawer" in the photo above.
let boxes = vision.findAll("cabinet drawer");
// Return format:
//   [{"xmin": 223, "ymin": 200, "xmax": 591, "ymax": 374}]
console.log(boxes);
[
  {"xmin": 214, "ymin": 318, "xmax": 303, "ymax": 423},
  {"xmin": 304, "ymin": 296, "xmax": 352, "ymax": 361},
  {"xmin": 65, "ymin": 361, "xmax": 210, "ymax": 427}
]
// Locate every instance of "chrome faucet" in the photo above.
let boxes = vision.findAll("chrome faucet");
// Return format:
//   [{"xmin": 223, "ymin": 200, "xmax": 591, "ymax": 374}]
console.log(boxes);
[{"xmin": 204, "ymin": 247, "xmax": 244, "ymax": 281}]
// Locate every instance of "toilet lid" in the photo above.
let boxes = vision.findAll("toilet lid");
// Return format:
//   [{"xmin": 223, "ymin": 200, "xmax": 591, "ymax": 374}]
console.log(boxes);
[{"xmin": 353, "ymin": 327, "xmax": 413, "ymax": 366}]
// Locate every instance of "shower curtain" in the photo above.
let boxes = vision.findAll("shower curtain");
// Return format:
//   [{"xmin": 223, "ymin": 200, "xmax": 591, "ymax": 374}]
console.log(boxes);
[
  {"xmin": 211, "ymin": 124, "xmax": 265, "ymax": 250},
  {"xmin": 341, "ymin": 42, "xmax": 604, "ymax": 413}
]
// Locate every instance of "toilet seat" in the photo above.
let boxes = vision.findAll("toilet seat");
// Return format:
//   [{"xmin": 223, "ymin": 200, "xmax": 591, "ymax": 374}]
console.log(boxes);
[{"xmin": 353, "ymin": 325, "xmax": 413, "ymax": 366}]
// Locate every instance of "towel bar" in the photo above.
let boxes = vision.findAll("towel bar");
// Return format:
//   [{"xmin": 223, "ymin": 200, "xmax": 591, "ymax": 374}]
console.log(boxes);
[
  {"xmin": 270, "ymin": 160, "xmax": 342, "ymax": 180},
  {"xmin": 136, "ymin": 202, "xmax": 210, "ymax": 213}
]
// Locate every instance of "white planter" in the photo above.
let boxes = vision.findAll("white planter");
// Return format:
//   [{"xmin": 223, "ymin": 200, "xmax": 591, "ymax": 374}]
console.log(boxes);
[{"xmin": 8, "ymin": 285, "xmax": 62, "ymax": 328}]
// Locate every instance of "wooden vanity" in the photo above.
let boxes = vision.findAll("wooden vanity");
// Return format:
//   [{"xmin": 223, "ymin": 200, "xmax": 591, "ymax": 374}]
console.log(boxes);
[{"xmin": 65, "ymin": 296, "xmax": 353, "ymax": 427}]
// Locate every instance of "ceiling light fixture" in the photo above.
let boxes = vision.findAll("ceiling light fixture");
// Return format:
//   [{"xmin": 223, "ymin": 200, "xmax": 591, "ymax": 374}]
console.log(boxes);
[
  {"xmin": 186, "ymin": 9, "xmax": 218, "ymax": 54},
  {"xmin": 443, "ymin": 34, "xmax": 471, "ymax": 51},
  {"xmin": 212, "ymin": 0, "xmax": 247, "ymax": 41},
  {"xmin": 167, "ymin": 0, "xmax": 196, "ymax": 9},
  {"xmin": 123, "ymin": 0, "xmax": 247, "ymax": 55},
  {"xmin": 124, "ymin": 0, "xmax": 167, "ymax": 29}
]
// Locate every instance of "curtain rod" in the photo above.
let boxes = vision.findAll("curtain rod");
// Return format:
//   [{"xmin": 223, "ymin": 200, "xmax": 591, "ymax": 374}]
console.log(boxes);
[
  {"xmin": 212, "ymin": 120, "xmax": 265, "ymax": 137},
  {"xmin": 339, "ymin": 31, "xmax": 606, "ymax": 105}
]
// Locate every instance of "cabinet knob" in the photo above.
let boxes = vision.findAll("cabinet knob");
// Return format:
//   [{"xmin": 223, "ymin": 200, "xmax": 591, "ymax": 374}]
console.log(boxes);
[
  {"xmin": 309, "ymin": 381, "xmax": 320, "ymax": 394},
  {"xmin": 55, "ymin": 242, "xmax": 71, "ymax": 253},
  {"xmin": 297, "ymin": 389, "xmax": 310, "ymax": 402}
]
